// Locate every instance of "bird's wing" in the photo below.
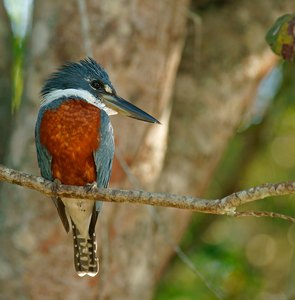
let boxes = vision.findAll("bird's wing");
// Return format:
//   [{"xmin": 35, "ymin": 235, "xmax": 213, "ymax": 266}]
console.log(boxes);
[
  {"xmin": 35, "ymin": 112, "xmax": 53, "ymax": 181},
  {"xmin": 89, "ymin": 110, "xmax": 114, "ymax": 234},
  {"xmin": 35, "ymin": 109, "xmax": 70, "ymax": 232},
  {"xmin": 94, "ymin": 111, "xmax": 115, "ymax": 189}
]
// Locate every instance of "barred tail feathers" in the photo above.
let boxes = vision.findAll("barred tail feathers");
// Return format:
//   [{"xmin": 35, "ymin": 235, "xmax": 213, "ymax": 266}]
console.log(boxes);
[{"xmin": 71, "ymin": 222, "xmax": 98, "ymax": 277}]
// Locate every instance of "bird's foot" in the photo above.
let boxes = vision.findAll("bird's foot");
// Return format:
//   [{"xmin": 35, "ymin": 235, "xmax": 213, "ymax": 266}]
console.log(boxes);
[
  {"xmin": 51, "ymin": 178, "xmax": 62, "ymax": 198},
  {"xmin": 85, "ymin": 182, "xmax": 98, "ymax": 193}
]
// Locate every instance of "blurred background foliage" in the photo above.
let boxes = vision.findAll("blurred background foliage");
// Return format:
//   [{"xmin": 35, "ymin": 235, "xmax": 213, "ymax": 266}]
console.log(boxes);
[
  {"xmin": 3, "ymin": 1, "xmax": 295, "ymax": 299},
  {"xmin": 156, "ymin": 62, "xmax": 295, "ymax": 299},
  {"xmin": 4, "ymin": 0, "xmax": 32, "ymax": 112}
]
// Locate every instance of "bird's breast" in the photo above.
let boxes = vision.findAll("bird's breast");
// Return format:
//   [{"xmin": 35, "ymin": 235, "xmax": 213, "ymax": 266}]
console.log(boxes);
[{"xmin": 40, "ymin": 99, "xmax": 101, "ymax": 185}]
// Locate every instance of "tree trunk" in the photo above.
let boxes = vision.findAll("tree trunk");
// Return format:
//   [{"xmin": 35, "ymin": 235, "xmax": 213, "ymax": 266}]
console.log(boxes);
[
  {"xmin": 0, "ymin": 1, "xmax": 189, "ymax": 299},
  {"xmin": 1, "ymin": 1, "xmax": 295, "ymax": 299}
]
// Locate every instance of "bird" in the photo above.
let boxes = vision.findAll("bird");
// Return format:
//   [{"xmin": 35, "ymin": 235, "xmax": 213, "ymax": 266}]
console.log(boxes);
[{"xmin": 35, "ymin": 57, "xmax": 159, "ymax": 277}]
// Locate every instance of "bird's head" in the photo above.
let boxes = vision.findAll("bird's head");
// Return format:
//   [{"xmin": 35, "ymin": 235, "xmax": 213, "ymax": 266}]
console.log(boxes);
[{"xmin": 41, "ymin": 57, "xmax": 160, "ymax": 124}]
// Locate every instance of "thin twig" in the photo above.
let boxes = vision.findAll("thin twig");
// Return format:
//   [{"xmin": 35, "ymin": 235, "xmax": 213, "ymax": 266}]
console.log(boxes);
[
  {"xmin": 115, "ymin": 151, "xmax": 224, "ymax": 299},
  {"xmin": 0, "ymin": 165, "xmax": 295, "ymax": 223},
  {"xmin": 147, "ymin": 206, "xmax": 225, "ymax": 299},
  {"xmin": 76, "ymin": 0, "xmax": 93, "ymax": 57},
  {"xmin": 235, "ymin": 210, "xmax": 295, "ymax": 223},
  {"xmin": 115, "ymin": 148, "xmax": 142, "ymax": 189}
]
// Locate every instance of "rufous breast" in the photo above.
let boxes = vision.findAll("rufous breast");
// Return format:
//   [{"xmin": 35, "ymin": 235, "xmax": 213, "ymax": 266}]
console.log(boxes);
[{"xmin": 40, "ymin": 99, "xmax": 101, "ymax": 186}]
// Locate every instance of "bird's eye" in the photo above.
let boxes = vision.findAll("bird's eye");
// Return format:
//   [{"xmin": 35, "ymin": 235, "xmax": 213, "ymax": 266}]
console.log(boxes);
[{"xmin": 90, "ymin": 80, "xmax": 103, "ymax": 90}]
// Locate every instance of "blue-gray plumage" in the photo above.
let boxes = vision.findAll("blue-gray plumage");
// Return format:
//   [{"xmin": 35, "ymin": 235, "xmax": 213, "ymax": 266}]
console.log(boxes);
[
  {"xmin": 35, "ymin": 57, "xmax": 159, "ymax": 277},
  {"xmin": 41, "ymin": 58, "xmax": 116, "ymax": 98},
  {"xmin": 93, "ymin": 110, "xmax": 114, "ymax": 208}
]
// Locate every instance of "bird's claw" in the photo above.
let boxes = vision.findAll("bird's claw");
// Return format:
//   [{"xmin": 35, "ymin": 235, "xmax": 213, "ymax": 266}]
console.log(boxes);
[
  {"xmin": 85, "ymin": 182, "xmax": 98, "ymax": 193},
  {"xmin": 52, "ymin": 178, "xmax": 62, "ymax": 198}
]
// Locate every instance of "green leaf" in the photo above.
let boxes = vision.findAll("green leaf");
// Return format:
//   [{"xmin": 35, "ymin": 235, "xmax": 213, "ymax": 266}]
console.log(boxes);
[{"xmin": 266, "ymin": 14, "xmax": 295, "ymax": 61}]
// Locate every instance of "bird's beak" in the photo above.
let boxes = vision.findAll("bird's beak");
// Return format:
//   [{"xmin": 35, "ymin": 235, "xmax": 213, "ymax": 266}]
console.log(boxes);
[{"xmin": 100, "ymin": 93, "xmax": 160, "ymax": 124}]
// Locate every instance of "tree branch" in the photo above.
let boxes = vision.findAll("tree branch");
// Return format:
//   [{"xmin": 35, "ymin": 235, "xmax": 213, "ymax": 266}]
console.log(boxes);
[{"xmin": 0, "ymin": 164, "xmax": 294, "ymax": 222}]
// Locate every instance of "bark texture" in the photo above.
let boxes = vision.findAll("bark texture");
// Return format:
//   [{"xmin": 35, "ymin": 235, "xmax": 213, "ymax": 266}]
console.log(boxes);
[
  {"xmin": 1, "ymin": 1, "xmax": 295, "ymax": 299},
  {"xmin": 2, "ymin": 164, "xmax": 295, "ymax": 225}
]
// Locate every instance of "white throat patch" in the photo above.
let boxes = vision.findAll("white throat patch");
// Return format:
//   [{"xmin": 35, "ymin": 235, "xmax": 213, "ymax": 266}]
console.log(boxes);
[{"xmin": 41, "ymin": 89, "xmax": 117, "ymax": 116}]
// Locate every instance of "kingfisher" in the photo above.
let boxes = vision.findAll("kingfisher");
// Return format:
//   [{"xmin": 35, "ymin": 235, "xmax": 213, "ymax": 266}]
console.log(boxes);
[{"xmin": 35, "ymin": 58, "xmax": 159, "ymax": 277}]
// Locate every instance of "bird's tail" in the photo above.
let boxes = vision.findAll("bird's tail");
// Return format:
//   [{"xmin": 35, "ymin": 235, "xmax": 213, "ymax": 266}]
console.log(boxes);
[{"xmin": 71, "ymin": 222, "xmax": 98, "ymax": 277}]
